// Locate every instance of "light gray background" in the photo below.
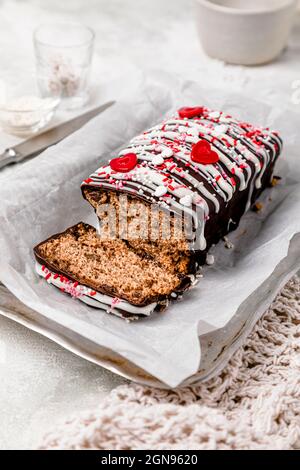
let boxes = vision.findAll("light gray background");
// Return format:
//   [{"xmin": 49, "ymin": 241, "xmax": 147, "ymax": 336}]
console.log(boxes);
[{"xmin": 1, "ymin": 0, "xmax": 300, "ymax": 449}]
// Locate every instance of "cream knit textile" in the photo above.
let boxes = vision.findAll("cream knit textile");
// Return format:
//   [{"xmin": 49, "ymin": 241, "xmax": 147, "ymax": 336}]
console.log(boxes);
[{"xmin": 40, "ymin": 276, "xmax": 300, "ymax": 450}]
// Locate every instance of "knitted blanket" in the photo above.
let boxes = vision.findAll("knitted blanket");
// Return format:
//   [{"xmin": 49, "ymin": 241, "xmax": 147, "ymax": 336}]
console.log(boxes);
[{"xmin": 40, "ymin": 276, "xmax": 300, "ymax": 450}]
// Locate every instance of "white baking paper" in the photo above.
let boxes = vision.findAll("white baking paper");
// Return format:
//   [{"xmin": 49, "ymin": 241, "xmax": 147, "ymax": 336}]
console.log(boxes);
[{"xmin": 0, "ymin": 73, "xmax": 300, "ymax": 388}]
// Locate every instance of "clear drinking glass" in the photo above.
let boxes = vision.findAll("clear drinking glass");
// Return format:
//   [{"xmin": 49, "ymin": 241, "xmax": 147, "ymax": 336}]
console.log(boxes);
[{"xmin": 34, "ymin": 23, "xmax": 95, "ymax": 109}]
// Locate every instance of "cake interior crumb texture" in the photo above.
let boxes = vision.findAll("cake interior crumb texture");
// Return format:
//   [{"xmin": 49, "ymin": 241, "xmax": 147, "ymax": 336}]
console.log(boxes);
[
  {"xmin": 35, "ymin": 223, "xmax": 183, "ymax": 306},
  {"xmin": 83, "ymin": 163, "xmax": 276, "ymax": 276},
  {"xmin": 84, "ymin": 189, "xmax": 192, "ymax": 275}
]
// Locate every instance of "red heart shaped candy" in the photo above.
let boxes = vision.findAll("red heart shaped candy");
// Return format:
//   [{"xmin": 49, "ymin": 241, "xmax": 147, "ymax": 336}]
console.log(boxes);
[
  {"xmin": 110, "ymin": 153, "xmax": 138, "ymax": 173},
  {"xmin": 178, "ymin": 107, "xmax": 204, "ymax": 119},
  {"xmin": 191, "ymin": 140, "xmax": 219, "ymax": 165}
]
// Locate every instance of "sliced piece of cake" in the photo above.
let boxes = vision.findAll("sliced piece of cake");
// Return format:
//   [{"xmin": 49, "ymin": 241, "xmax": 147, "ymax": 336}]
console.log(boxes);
[{"xmin": 34, "ymin": 223, "xmax": 192, "ymax": 320}]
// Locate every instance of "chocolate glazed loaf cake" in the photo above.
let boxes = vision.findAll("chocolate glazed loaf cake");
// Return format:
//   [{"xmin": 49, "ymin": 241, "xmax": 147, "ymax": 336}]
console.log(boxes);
[
  {"xmin": 81, "ymin": 106, "xmax": 282, "ymax": 276},
  {"xmin": 34, "ymin": 106, "xmax": 282, "ymax": 321}
]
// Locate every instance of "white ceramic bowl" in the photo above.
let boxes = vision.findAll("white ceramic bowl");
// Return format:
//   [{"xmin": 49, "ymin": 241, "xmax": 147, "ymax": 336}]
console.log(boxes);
[{"xmin": 194, "ymin": 0, "xmax": 298, "ymax": 65}]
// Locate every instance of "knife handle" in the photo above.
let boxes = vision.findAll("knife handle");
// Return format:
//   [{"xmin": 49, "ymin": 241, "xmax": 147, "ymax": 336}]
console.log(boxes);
[{"xmin": 0, "ymin": 148, "xmax": 23, "ymax": 170}]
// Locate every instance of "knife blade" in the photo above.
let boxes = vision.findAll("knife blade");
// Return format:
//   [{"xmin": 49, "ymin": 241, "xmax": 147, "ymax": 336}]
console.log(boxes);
[{"xmin": 0, "ymin": 100, "xmax": 115, "ymax": 170}]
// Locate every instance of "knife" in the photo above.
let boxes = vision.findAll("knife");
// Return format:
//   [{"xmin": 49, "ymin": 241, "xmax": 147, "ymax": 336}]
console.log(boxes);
[{"xmin": 0, "ymin": 100, "xmax": 115, "ymax": 170}]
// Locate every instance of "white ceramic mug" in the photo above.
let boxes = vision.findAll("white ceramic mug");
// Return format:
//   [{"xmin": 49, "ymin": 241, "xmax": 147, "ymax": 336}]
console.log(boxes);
[{"xmin": 194, "ymin": 0, "xmax": 298, "ymax": 65}]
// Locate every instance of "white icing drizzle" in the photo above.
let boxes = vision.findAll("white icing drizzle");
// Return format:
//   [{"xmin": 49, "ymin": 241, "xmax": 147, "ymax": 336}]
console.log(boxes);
[{"xmin": 82, "ymin": 107, "xmax": 282, "ymax": 251}]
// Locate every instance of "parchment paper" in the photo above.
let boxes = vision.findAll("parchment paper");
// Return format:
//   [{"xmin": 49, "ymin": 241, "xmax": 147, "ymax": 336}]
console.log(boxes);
[{"xmin": 0, "ymin": 74, "xmax": 300, "ymax": 387}]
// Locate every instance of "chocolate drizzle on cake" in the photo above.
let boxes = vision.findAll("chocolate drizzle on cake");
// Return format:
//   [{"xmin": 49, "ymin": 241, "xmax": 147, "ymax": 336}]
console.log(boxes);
[{"xmin": 34, "ymin": 106, "xmax": 282, "ymax": 320}]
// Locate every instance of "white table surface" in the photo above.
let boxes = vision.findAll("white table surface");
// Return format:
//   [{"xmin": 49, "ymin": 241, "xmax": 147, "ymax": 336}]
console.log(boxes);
[{"xmin": 1, "ymin": 0, "xmax": 300, "ymax": 450}]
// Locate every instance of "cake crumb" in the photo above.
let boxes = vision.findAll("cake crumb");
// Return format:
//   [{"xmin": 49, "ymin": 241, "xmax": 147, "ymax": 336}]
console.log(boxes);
[
  {"xmin": 252, "ymin": 202, "xmax": 264, "ymax": 213},
  {"xmin": 223, "ymin": 237, "xmax": 234, "ymax": 250},
  {"xmin": 271, "ymin": 175, "xmax": 281, "ymax": 187}
]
